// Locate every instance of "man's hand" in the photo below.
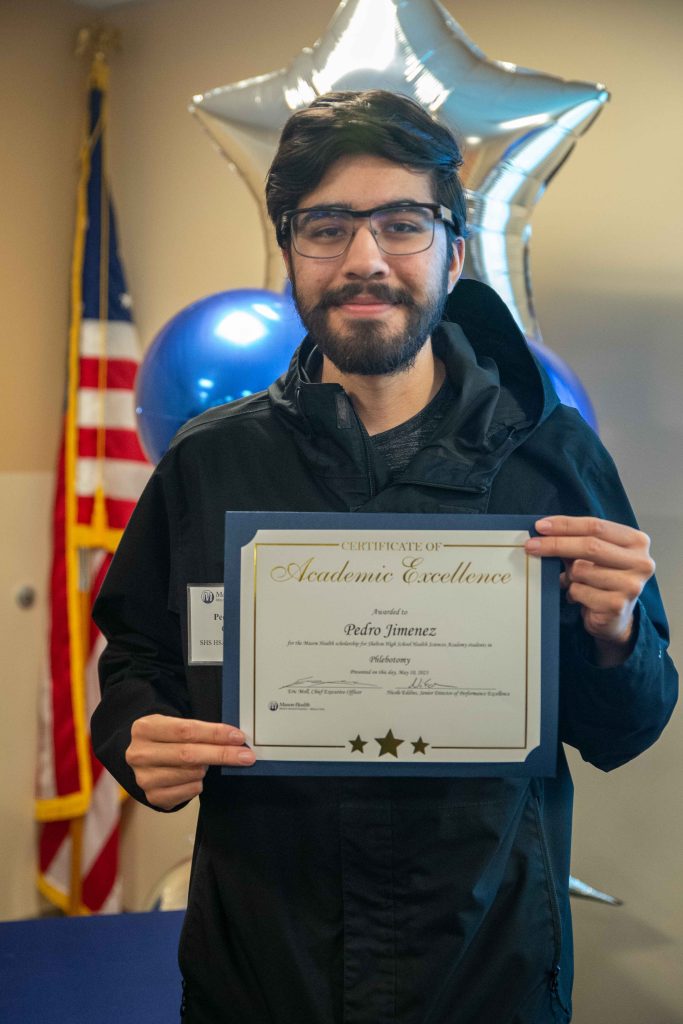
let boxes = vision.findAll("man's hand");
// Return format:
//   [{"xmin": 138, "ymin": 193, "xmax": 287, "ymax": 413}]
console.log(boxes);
[
  {"xmin": 525, "ymin": 516, "xmax": 655, "ymax": 667},
  {"xmin": 126, "ymin": 714, "xmax": 256, "ymax": 811}
]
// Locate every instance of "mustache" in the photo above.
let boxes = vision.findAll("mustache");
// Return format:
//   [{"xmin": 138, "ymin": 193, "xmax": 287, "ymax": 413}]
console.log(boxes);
[{"xmin": 317, "ymin": 283, "xmax": 416, "ymax": 309}]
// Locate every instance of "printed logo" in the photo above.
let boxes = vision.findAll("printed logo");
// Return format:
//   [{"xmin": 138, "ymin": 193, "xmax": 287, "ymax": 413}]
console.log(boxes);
[
  {"xmin": 200, "ymin": 591, "xmax": 215, "ymax": 604},
  {"xmin": 268, "ymin": 702, "xmax": 279, "ymax": 711}
]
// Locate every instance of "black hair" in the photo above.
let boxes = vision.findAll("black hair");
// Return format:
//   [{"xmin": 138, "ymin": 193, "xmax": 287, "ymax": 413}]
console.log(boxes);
[{"xmin": 266, "ymin": 90, "xmax": 467, "ymax": 246}]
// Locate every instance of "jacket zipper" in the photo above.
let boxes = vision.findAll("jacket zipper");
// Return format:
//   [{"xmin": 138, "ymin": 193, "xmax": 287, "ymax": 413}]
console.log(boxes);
[
  {"xmin": 531, "ymin": 792, "xmax": 567, "ymax": 1008},
  {"xmin": 349, "ymin": 402, "xmax": 376, "ymax": 500}
]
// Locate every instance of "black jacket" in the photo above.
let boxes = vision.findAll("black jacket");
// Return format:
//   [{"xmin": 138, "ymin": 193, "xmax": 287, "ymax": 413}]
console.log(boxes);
[{"xmin": 92, "ymin": 280, "xmax": 677, "ymax": 1024}]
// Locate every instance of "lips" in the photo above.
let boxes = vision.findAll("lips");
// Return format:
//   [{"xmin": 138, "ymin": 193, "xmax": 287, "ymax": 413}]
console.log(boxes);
[
  {"xmin": 332, "ymin": 295, "xmax": 399, "ymax": 309},
  {"xmin": 321, "ymin": 285, "xmax": 413, "ymax": 309},
  {"xmin": 335, "ymin": 292, "xmax": 397, "ymax": 314},
  {"xmin": 337, "ymin": 299, "xmax": 396, "ymax": 316},
  {"xmin": 340, "ymin": 294, "xmax": 396, "ymax": 305}
]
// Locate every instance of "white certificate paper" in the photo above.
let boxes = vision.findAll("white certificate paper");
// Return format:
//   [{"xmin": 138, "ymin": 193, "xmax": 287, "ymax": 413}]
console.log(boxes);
[{"xmin": 222, "ymin": 514, "xmax": 558, "ymax": 776}]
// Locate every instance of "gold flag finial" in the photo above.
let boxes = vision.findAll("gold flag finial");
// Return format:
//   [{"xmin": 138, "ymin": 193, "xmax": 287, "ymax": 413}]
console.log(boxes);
[{"xmin": 75, "ymin": 23, "xmax": 121, "ymax": 65}]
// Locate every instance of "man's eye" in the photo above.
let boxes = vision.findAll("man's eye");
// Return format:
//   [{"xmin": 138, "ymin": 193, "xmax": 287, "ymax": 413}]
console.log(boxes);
[
  {"xmin": 298, "ymin": 217, "xmax": 348, "ymax": 241},
  {"xmin": 384, "ymin": 220, "xmax": 422, "ymax": 234},
  {"xmin": 380, "ymin": 211, "xmax": 431, "ymax": 234},
  {"xmin": 310, "ymin": 225, "xmax": 346, "ymax": 239}
]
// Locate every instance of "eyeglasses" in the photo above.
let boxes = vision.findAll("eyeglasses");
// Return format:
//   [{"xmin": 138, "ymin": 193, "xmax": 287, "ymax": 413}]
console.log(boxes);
[{"xmin": 278, "ymin": 202, "xmax": 458, "ymax": 259}]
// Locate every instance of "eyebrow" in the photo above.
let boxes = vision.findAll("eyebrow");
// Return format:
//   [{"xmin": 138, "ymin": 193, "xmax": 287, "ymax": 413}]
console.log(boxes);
[{"xmin": 299, "ymin": 198, "xmax": 429, "ymax": 211}]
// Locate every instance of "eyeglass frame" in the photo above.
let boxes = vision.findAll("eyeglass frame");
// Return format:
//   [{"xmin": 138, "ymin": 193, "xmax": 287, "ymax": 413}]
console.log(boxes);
[{"xmin": 276, "ymin": 202, "xmax": 461, "ymax": 258}]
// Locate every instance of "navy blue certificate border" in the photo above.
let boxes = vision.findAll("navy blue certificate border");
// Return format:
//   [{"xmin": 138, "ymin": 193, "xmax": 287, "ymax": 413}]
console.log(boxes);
[{"xmin": 222, "ymin": 512, "xmax": 559, "ymax": 777}]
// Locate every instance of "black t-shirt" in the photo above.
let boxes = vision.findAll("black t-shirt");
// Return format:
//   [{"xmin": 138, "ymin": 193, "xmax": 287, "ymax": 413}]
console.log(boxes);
[{"xmin": 370, "ymin": 376, "xmax": 455, "ymax": 478}]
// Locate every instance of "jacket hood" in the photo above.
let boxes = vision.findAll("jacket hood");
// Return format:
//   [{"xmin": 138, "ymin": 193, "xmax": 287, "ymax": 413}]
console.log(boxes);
[{"xmin": 443, "ymin": 279, "xmax": 559, "ymax": 422}]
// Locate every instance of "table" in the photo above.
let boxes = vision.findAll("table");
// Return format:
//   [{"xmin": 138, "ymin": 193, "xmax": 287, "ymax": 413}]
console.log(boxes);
[{"xmin": 0, "ymin": 910, "xmax": 184, "ymax": 1023}]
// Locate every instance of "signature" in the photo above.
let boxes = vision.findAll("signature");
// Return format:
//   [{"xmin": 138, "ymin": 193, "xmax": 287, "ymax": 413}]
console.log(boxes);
[
  {"xmin": 396, "ymin": 677, "xmax": 497, "ymax": 692},
  {"xmin": 280, "ymin": 676, "xmax": 380, "ymax": 691}
]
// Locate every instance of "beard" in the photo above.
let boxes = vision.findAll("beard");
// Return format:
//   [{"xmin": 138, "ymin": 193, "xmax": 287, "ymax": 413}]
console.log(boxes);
[{"xmin": 289, "ymin": 270, "xmax": 449, "ymax": 377}]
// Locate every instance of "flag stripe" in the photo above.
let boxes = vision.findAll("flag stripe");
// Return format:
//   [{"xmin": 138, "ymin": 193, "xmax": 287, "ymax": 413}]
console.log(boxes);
[
  {"xmin": 80, "ymin": 318, "xmax": 142, "ymax": 360},
  {"xmin": 79, "ymin": 357, "xmax": 139, "ymax": 390},
  {"xmin": 82, "ymin": 769, "xmax": 120, "ymax": 876},
  {"xmin": 76, "ymin": 496, "xmax": 139, "ymax": 531},
  {"xmin": 77, "ymin": 388, "xmax": 138, "ymax": 430},
  {"xmin": 37, "ymin": 662, "xmax": 57, "ymax": 800},
  {"xmin": 82, "ymin": 826, "xmax": 120, "ymax": 912},
  {"xmin": 46, "ymin": 441, "xmax": 81, "ymax": 798},
  {"xmin": 78, "ymin": 426, "xmax": 148, "ymax": 462},
  {"xmin": 75, "ymin": 457, "xmax": 151, "ymax": 501},
  {"xmin": 41, "ymin": 829, "xmax": 74, "ymax": 901},
  {"xmin": 39, "ymin": 819, "xmax": 70, "ymax": 873}
]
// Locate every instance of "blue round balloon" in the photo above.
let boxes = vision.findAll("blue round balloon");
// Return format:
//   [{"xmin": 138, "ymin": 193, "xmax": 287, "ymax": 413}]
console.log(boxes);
[
  {"xmin": 528, "ymin": 340, "xmax": 598, "ymax": 432},
  {"xmin": 136, "ymin": 289, "xmax": 305, "ymax": 462}
]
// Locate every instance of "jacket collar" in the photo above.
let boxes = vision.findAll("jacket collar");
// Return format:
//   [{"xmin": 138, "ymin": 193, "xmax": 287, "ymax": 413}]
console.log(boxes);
[{"xmin": 268, "ymin": 280, "xmax": 559, "ymax": 508}]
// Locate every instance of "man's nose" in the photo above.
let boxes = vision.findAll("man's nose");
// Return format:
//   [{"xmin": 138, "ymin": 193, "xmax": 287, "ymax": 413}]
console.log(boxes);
[{"xmin": 341, "ymin": 224, "xmax": 390, "ymax": 277}]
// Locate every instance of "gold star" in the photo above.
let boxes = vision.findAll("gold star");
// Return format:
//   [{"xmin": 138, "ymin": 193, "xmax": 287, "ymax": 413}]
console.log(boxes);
[
  {"xmin": 375, "ymin": 729, "xmax": 404, "ymax": 758},
  {"xmin": 412, "ymin": 737, "xmax": 429, "ymax": 754},
  {"xmin": 349, "ymin": 734, "xmax": 367, "ymax": 752}
]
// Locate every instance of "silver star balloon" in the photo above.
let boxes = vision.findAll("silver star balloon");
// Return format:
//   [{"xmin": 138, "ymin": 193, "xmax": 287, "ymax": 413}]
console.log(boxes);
[{"xmin": 191, "ymin": 0, "xmax": 609, "ymax": 342}]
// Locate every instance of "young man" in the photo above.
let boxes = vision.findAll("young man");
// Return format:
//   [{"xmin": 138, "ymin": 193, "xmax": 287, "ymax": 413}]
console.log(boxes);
[{"xmin": 92, "ymin": 91, "xmax": 676, "ymax": 1023}]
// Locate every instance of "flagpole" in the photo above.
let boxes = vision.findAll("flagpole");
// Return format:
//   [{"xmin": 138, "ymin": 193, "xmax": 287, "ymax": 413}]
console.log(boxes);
[
  {"xmin": 66, "ymin": 26, "xmax": 119, "ymax": 915},
  {"xmin": 37, "ymin": 19, "xmax": 150, "ymax": 915}
]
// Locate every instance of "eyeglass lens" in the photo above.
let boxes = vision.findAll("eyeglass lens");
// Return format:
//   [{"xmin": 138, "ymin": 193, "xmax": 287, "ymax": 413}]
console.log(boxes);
[{"xmin": 291, "ymin": 206, "xmax": 436, "ymax": 257}]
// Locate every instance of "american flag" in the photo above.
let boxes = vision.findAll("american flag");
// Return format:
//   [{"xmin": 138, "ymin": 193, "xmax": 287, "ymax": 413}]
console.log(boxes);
[{"xmin": 35, "ymin": 55, "xmax": 151, "ymax": 914}]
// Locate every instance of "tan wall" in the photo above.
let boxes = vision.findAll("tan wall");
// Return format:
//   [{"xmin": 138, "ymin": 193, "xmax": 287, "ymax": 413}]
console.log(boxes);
[{"xmin": 1, "ymin": 0, "xmax": 681, "ymax": 1020}]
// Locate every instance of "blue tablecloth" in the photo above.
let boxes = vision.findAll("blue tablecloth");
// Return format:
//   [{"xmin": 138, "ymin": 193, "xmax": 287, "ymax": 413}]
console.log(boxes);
[{"xmin": 0, "ymin": 910, "xmax": 184, "ymax": 1023}]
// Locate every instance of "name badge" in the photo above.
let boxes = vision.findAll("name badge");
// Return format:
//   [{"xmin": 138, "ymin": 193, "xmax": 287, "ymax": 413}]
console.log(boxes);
[{"xmin": 187, "ymin": 585, "xmax": 224, "ymax": 665}]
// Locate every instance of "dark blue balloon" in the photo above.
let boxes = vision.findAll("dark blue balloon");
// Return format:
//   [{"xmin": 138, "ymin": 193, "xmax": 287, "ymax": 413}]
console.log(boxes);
[
  {"xmin": 135, "ymin": 289, "xmax": 305, "ymax": 462},
  {"xmin": 528, "ymin": 340, "xmax": 598, "ymax": 432}
]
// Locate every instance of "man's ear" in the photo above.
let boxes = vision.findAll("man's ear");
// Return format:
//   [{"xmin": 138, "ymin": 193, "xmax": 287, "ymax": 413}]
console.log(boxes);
[
  {"xmin": 282, "ymin": 247, "xmax": 291, "ymax": 279},
  {"xmin": 447, "ymin": 236, "xmax": 465, "ymax": 294}
]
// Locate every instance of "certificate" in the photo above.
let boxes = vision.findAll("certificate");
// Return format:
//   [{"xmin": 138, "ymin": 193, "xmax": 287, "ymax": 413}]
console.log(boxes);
[{"xmin": 222, "ymin": 513, "xmax": 559, "ymax": 777}]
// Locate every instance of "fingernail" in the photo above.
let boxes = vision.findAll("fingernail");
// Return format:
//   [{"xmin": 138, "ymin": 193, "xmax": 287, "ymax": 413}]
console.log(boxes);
[
  {"xmin": 535, "ymin": 519, "xmax": 552, "ymax": 532},
  {"xmin": 229, "ymin": 729, "xmax": 244, "ymax": 743},
  {"xmin": 238, "ymin": 749, "xmax": 255, "ymax": 765},
  {"xmin": 526, "ymin": 538, "xmax": 541, "ymax": 553}
]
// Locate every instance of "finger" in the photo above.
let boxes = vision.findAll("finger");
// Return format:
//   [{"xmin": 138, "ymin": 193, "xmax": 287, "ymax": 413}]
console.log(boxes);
[
  {"xmin": 526, "ymin": 534, "xmax": 654, "ymax": 573},
  {"xmin": 564, "ymin": 580, "xmax": 635, "ymax": 618},
  {"xmin": 132, "ymin": 715, "xmax": 246, "ymax": 746},
  {"xmin": 580, "ymin": 606, "xmax": 634, "ymax": 646},
  {"xmin": 564, "ymin": 560, "xmax": 648, "ymax": 601},
  {"xmin": 135, "ymin": 765, "xmax": 207, "ymax": 789},
  {"xmin": 534, "ymin": 516, "xmax": 651, "ymax": 551},
  {"xmin": 129, "ymin": 740, "xmax": 255, "ymax": 769},
  {"xmin": 146, "ymin": 781, "xmax": 206, "ymax": 812}
]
